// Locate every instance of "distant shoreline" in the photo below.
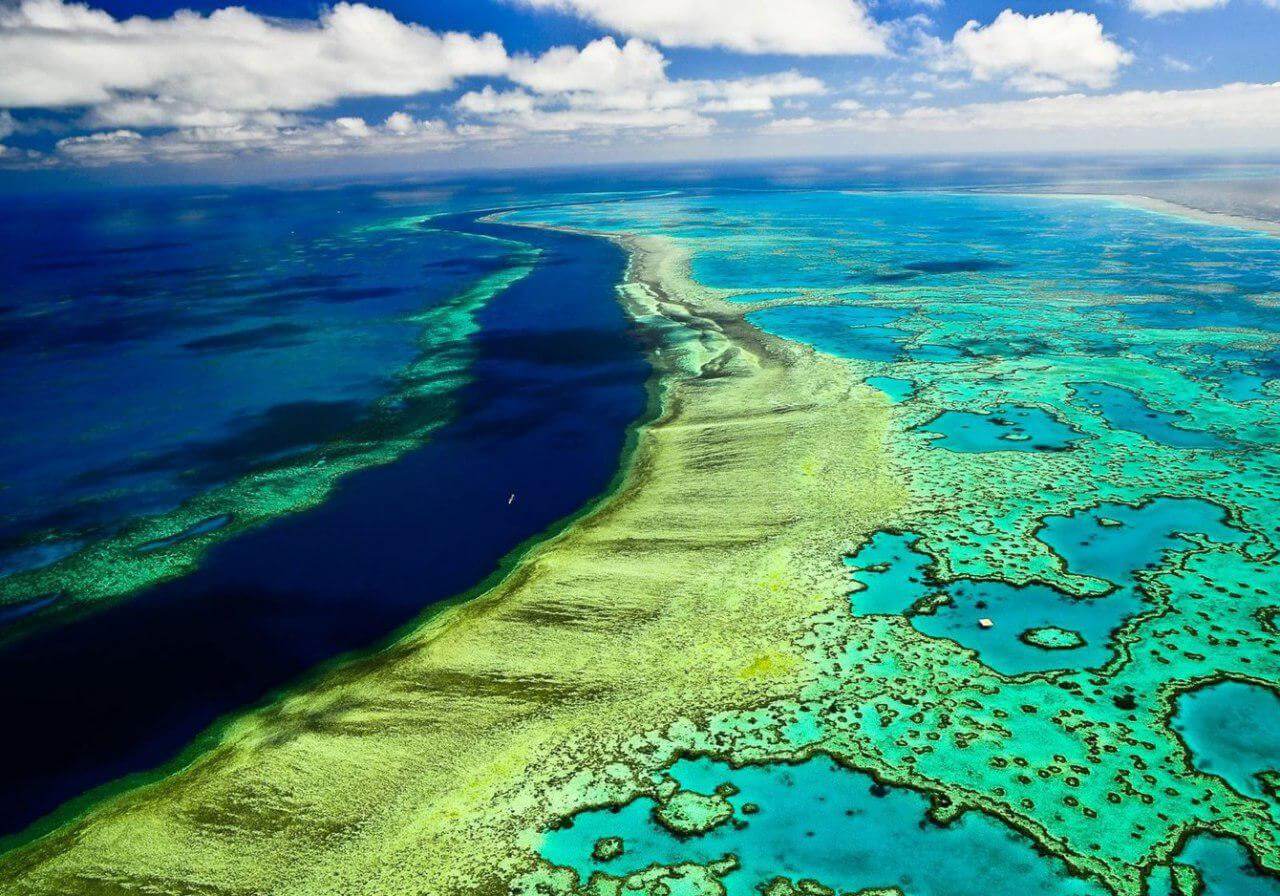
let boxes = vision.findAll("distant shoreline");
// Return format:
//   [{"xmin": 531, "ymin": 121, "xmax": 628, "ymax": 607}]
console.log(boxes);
[
  {"xmin": 1104, "ymin": 193, "xmax": 1280, "ymax": 237},
  {"xmin": 1039, "ymin": 191, "xmax": 1280, "ymax": 237}
]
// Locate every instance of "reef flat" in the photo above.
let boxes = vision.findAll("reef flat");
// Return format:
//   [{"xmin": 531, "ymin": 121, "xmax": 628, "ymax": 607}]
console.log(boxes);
[{"xmin": 3, "ymin": 191, "xmax": 1279, "ymax": 896}]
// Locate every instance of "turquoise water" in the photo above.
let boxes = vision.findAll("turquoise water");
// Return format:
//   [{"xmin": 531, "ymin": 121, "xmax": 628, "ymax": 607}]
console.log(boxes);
[
  {"xmin": 919, "ymin": 404, "xmax": 1083, "ymax": 453},
  {"xmin": 499, "ymin": 188, "xmax": 1280, "ymax": 891},
  {"xmin": 845, "ymin": 531, "xmax": 934, "ymax": 615},
  {"xmin": 1037, "ymin": 498, "xmax": 1244, "ymax": 589},
  {"xmin": 1174, "ymin": 681, "xmax": 1280, "ymax": 804},
  {"xmin": 541, "ymin": 756, "xmax": 1104, "ymax": 896},
  {"xmin": 865, "ymin": 375, "xmax": 915, "ymax": 402},
  {"xmin": 1069, "ymin": 382, "xmax": 1229, "ymax": 449},
  {"xmin": 745, "ymin": 305, "xmax": 904, "ymax": 363},
  {"xmin": 1175, "ymin": 836, "xmax": 1280, "ymax": 896},
  {"xmin": 846, "ymin": 496, "xmax": 1246, "ymax": 676}
]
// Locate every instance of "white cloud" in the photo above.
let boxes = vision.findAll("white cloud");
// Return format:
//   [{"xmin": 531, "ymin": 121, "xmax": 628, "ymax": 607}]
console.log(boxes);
[
  {"xmin": 455, "ymin": 38, "xmax": 824, "ymax": 139},
  {"xmin": 0, "ymin": 0, "xmax": 508, "ymax": 121},
  {"xmin": 454, "ymin": 86, "xmax": 539, "ymax": 115},
  {"xmin": 84, "ymin": 98, "xmax": 296, "ymax": 129},
  {"xmin": 512, "ymin": 0, "xmax": 889, "ymax": 55},
  {"xmin": 693, "ymin": 73, "xmax": 825, "ymax": 113},
  {"xmin": 1128, "ymin": 0, "xmax": 1227, "ymax": 15},
  {"xmin": 927, "ymin": 10, "xmax": 1131, "ymax": 93},
  {"xmin": 54, "ymin": 112, "xmax": 459, "ymax": 165},
  {"xmin": 1162, "ymin": 55, "xmax": 1196, "ymax": 72},
  {"xmin": 762, "ymin": 81, "xmax": 1280, "ymax": 147},
  {"xmin": 0, "ymin": 110, "xmax": 14, "ymax": 140},
  {"xmin": 510, "ymin": 36, "xmax": 667, "ymax": 94}
]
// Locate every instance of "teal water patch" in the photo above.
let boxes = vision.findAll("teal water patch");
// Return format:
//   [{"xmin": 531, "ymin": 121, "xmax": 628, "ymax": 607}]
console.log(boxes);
[
  {"xmin": 540, "ymin": 756, "xmax": 1105, "ymax": 896},
  {"xmin": 912, "ymin": 579, "xmax": 1110, "ymax": 674},
  {"xmin": 1037, "ymin": 498, "xmax": 1244, "ymax": 589},
  {"xmin": 1069, "ymin": 382, "xmax": 1229, "ymax": 450},
  {"xmin": 865, "ymin": 376, "xmax": 915, "ymax": 402},
  {"xmin": 746, "ymin": 305, "xmax": 905, "ymax": 363},
  {"xmin": 906, "ymin": 341, "xmax": 970, "ymax": 363},
  {"xmin": 846, "ymin": 531, "xmax": 934, "ymax": 615},
  {"xmin": 844, "ymin": 498, "xmax": 1247, "ymax": 675},
  {"xmin": 918, "ymin": 405, "xmax": 1082, "ymax": 453},
  {"xmin": 1174, "ymin": 681, "xmax": 1280, "ymax": 804},
  {"xmin": 1167, "ymin": 836, "xmax": 1280, "ymax": 896},
  {"xmin": 845, "ymin": 533, "xmax": 1115, "ymax": 674}
]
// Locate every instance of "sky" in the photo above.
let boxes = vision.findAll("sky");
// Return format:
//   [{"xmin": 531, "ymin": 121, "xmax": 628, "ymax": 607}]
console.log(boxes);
[{"xmin": 1, "ymin": 0, "xmax": 1278, "ymax": 179}]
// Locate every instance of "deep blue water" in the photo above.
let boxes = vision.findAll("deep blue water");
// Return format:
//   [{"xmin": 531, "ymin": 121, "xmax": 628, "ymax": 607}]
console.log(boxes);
[
  {"xmin": 0, "ymin": 206, "xmax": 648, "ymax": 839},
  {"xmin": 0, "ymin": 188, "xmax": 511, "ymax": 571}
]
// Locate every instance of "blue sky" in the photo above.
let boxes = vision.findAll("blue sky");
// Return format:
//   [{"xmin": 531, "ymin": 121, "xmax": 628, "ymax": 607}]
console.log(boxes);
[{"xmin": 1, "ymin": 0, "xmax": 1277, "ymax": 178}]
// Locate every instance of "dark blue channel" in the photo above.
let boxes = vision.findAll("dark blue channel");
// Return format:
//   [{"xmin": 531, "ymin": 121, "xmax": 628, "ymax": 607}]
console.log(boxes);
[{"xmin": 0, "ymin": 214, "xmax": 649, "ymax": 839}]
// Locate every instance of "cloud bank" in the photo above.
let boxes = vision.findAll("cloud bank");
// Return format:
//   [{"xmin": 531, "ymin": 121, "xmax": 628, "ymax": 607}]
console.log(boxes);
[
  {"xmin": 0, "ymin": 0, "xmax": 508, "ymax": 124},
  {"xmin": 927, "ymin": 10, "xmax": 1131, "ymax": 93},
  {"xmin": 0, "ymin": 0, "xmax": 1277, "ymax": 170},
  {"xmin": 511, "ymin": 0, "xmax": 890, "ymax": 55}
]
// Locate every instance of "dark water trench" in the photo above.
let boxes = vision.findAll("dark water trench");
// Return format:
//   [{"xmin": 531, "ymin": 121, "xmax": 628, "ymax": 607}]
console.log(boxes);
[{"xmin": 0, "ymin": 213, "xmax": 649, "ymax": 840}]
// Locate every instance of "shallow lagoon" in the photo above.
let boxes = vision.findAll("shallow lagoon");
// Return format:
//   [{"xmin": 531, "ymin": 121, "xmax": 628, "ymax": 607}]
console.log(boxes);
[
  {"xmin": 1175, "ymin": 681, "xmax": 1280, "ymax": 805},
  {"xmin": 542, "ymin": 757, "xmax": 1105, "ymax": 896},
  {"xmin": 919, "ymin": 404, "xmax": 1082, "ymax": 453},
  {"xmin": 847, "ymin": 497, "xmax": 1248, "ymax": 675}
]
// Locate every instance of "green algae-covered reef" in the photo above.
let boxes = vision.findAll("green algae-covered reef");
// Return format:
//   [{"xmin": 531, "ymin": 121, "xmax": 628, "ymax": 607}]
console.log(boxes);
[{"xmin": 1, "ymin": 205, "xmax": 1278, "ymax": 896}]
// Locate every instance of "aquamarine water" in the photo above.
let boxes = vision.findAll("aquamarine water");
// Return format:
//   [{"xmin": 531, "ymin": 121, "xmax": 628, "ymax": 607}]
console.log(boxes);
[
  {"xmin": 865, "ymin": 375, "xmax": 915, "ymax": 402},
  {"xmin": 1069, "ymin": 382, "xmax": 1229, "ymax": 449},
  {"xmin": 745, "ymin": 304, "xmax": 905, "ymax": 362},
  {"xmin": 1174, "ymin": 681, "xmax": 1280, "ymax": 805},
  {"xmin": 541, "ymin": 756, "xmax": 1105, "ymax": 896},
  {"xmin": 919, "ymin": 404, "xmax": 1083, "ymax": 452},
  {"xmin": 846, "ymin": 497, "xmax": 1246, "ymax": 675}
]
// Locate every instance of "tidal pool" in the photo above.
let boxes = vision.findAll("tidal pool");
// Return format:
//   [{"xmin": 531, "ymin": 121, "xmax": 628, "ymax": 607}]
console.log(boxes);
[
  {"xmin": 1036, "ymin": 498, "xmax": 1244, "ymax": 589},
  {"xmin": 865, "ymin": 375, "xmax": 915, "ymax": 402},
  {"xmin": 846, "ymin": 497, "xmax": 1247, "ymax": 675}
]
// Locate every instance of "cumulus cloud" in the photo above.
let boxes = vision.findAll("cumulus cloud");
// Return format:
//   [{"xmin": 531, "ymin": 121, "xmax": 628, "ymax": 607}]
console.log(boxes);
[
  {"xmin": 0, "ymin": 0, "xmax": 508, "ymax": 122},
  {"xmin": 926, "ymin": 9, "xmax": 1131, "ymax": 93},
  {"xmin": 454, "ymin": 86, "xmax": 540, "ymax": 116},
  {"xmin": 0, "ymin": 110, "xmax": 14, "ymax": 140},
  {"xmin": 454, "ymin": 37, "xmax": 825, "ymax": 139},
  {"xmin": 511, "ymin": 0, "xmax": 889, "ymax": 55},
  {"xmin": 29, "ymin": 29, "xmax": 829, "ymax": 166},
  {"xmin": 510, "ymin": 36, "xmax": 667, "ymax": 94}
]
